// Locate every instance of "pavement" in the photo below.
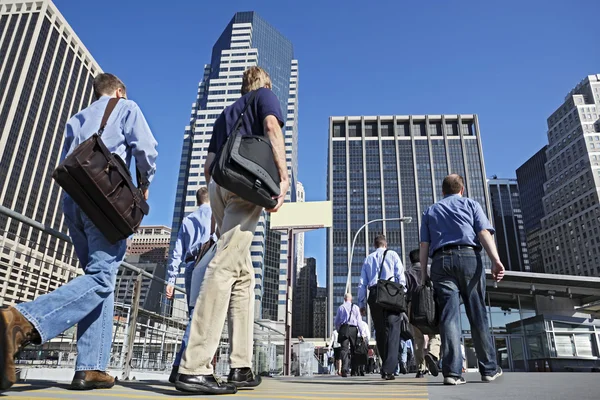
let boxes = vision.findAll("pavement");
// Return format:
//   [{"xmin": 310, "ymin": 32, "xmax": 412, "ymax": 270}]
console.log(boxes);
[{"xmin": 1, "ymin": 372, "xmax": 598, "ymax": 400}]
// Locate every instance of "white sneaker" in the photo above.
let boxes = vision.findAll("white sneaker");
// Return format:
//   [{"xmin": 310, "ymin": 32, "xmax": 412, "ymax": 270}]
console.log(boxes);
[
  {"xmin": 481, "ymin": 368, "xmax": 503, "ymax": 382},
  {"xmin": 443, "ymin": 376, "xmax": 466, "ymax": 385}
]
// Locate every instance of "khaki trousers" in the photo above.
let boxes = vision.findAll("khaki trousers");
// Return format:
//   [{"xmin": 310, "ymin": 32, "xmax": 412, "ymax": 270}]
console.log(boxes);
[
  {"xmin": 413, "ymin": 326, "xmax": 441, "ymax": 372},
  {"xmin": 179, "ymin": 181, "xmax": 262, "ymax": 375}
]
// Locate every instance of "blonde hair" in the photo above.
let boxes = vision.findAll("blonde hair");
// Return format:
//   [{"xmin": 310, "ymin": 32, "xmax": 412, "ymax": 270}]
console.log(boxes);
[{"xmin": 241, "ymin": 66, "xmax": 272, "ymax": 95}]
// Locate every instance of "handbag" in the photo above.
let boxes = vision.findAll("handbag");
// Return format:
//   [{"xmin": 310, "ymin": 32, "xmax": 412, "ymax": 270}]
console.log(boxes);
[
  {"xmin": 354, "ymin": 336, "xmax": 368, "ymax": 356},
  {"xmin": 400, "ymin": 316, "xmax": 414, "ymax": 341},
  {"xmin": 375, "ymin": 250, "xmax": 408, "ymax": 313},
  {"xmin": 337, "ymin": 304, "xmax": 356, "ymax": 340},
  {"xmin": 52, "ymin": 98, "xmax": 149, "ymax": 244},
  {"xmin": 211, "ymin": 90, "xmax": 281, "ymax": 209},
  {"xmin": 409, "ymin": 280, "xmax": 439, "ymax": 335}
]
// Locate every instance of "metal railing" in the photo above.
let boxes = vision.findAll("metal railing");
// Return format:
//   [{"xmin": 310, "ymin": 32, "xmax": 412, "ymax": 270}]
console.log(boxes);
[{"xmin": 0, "ymin": 205, "xmax": 285, "ymax": 379}]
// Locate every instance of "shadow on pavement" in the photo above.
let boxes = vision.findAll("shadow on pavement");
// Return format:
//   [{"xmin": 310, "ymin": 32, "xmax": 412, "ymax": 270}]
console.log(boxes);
[
  {"xmin": 118, "ymin": 379, "xmax": 184, "ymax": 396},
  {"xmin": 2, "ymin": 380, "xmax": 72, "ymax": 392}
]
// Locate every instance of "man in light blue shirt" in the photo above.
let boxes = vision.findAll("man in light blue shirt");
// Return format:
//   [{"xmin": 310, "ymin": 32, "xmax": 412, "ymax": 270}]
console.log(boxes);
[
  {"xmin": 2, "ymin": 73, "xmax": 158, "ymax": 391},
  {"xmin": 357, "ymin": 234, "xmax": 405, "ymax": 380},
  {"xmin": 166, "ymin": 187, "xmax": 214, "ymax": 382},
  {"xmin": 334, "ymin": 293, "xmax": 365, "ymax": 377},
  {"xmin": 420, "ymin": 174, "xmax": 505, "ymax": 386}
]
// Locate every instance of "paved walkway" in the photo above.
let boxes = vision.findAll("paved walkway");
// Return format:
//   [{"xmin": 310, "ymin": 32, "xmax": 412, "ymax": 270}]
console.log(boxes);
[{"xmin": 2, "ymin": 372, "xmax": 599, "ymax": 400}]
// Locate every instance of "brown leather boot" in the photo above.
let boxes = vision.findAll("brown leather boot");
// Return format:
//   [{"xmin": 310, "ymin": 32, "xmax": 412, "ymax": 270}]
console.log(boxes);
[
  {"xmin": 70, "ymin": 371, "xmax": 115, "ymax": 390},
  {"xmin": 0, "ymin": 306, "xmax": 39, "ymax": 390}
]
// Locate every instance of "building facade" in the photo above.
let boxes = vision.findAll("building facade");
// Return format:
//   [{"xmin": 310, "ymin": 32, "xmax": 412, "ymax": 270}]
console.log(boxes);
[
  {"xmin": 312, "ymin": 287, "xmax": 327, "ymax": 339},
  {"xmin": 327, "ymin": 115, "xmax": 491, "ymax": 332},
  {"xmin": 126, "ymin": 225, "xmax": 171, "ymax": 264},
  {"xmin": 168, "ymin": 12, "xmax": 299, "ymax": 321},
  {"xmin": 0, "ymin": 0, "xmax": 101, "ymax": 305},
  {"xmin": 295, "ymin": 182, "xmax": 305, "ymax": 278},
  {"xmin": 516, "ymin": 146, "xmax": 548, "ymax": 273},
  {"xmin": 292, "ymin": 257, "xmax": 317, "ymax": 338},
  {"xmin": 540, "ymin": 74, "xmax": 600, "ymax": 277},
  {"xmin": 488, "ymin": 178, "xmax": 529, "ymax": 272}
]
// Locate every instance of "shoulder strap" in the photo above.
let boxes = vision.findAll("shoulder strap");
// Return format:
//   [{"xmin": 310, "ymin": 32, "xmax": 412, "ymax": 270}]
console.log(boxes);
[
  {"xmin": 98, "ymin": 97, "xmax": 121, "ymax": 136},
  {"xmin": 378, "ymin": 249, "xmax": 389, "ymax": 280},
  {"xmin": 227, "ymin": 90, "xmax": 257, "ymax": 138},
  {"xmin": 346, "ymin": 303, "xmax": 355, "ymax": 324}
]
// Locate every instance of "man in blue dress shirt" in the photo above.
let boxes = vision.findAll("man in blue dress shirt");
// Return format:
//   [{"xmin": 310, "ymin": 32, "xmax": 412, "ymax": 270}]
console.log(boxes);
[
  {"xmin": 334, "ymin": 293, "xmax": 365, "ymax": 377},
  {"xmin": 0, "ymin": 73, "xmax": 158, "ymax": 391},
  {"xmin": 165, "ymin": 187, "xmax": 214, "ymax": 383},
  {"xmin": 420, "ymin": 174, "xmax": 505, "ymax": 386},
  {"xmin": 357, "ymin": 234, "xmax": 406, "ymax": 380}
]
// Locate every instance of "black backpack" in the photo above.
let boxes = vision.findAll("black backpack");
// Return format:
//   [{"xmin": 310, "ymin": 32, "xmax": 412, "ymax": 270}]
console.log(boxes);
[
  {"xmin": 409, "ymin": 281, "xmax": 439, "ymax": 335},
  {"xmin": 211, "ymin": 91, "xmax": 280, "ymax": 209}
]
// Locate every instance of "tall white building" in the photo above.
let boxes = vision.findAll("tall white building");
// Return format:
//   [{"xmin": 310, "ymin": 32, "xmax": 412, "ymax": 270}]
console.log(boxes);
[
  {"xmin": 541, "ymin": 74, "xmax": 600, "ymax": 277},
  {"xmin": 0, "ymin": 0, "xmax": 101, "ymax": 305},
  {"xmin": 169, "ymin": 12, "xmax": 299, "ymax": 321}
]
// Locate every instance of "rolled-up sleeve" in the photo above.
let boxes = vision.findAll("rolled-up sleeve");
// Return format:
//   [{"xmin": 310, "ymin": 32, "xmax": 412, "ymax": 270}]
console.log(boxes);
[
  {"xmin": 123, "ymin": 103, "xmax": 158, "ymax": 186},
  {"xmin": 419, "ymin": 209, "xmax": 430, "ymax": 243},
  {"xmin": 471, "ymin": 200, "xmax": 495, "ymax": 235},
  {"xmin": 358, "ymin": 258, "xmax": 369, "ymax": 309}
]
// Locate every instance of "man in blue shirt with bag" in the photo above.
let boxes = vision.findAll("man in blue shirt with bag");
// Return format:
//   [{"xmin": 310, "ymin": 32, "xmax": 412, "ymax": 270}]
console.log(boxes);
[
  {"xmin": 0, "ymin": 73, "xmax": 158, "ymax": 391},
  {"xmin": 420, "ymin": 174, "xmax": 505, "ymax": 386},
  {"xmin": 357, "ymin": 234, "xmax": 406, "ymax": 381}
]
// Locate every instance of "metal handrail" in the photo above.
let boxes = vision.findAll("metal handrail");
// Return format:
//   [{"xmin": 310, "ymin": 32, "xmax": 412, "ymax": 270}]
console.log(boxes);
[{"xmin": 0, "ymin": 204, "xmax": 185, "ymax": 295}]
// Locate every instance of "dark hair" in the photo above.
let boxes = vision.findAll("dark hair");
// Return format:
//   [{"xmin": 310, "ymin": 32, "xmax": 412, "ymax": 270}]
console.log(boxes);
[
  {"xmin": 93, "ymin": 73, "xmax": 126, "ymax": 98},
  {"xmin": 374, "ymin": 234, "xmax": 387, "ymax": 248},
  {"xmin": 196, "ymin": 187, "xmax": 209, "ymax": 205},
  {"xmin": 442, "ymin": 174, "xmax": 464, "ymax": 195},
  {"xmin": 409, "ymin": 249, "xmax": 420, "ymax": 264}
]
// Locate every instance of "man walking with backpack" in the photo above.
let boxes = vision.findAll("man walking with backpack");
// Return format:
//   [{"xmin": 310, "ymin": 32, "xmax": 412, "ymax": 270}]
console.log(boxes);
[
  {"xmin": 0, "ymin": 73, "xmax": 158, "ymax": 391},
  {"xmin": 420, "ymin": 174, "xmax": 505, "ymax": 386},
  {"xmin": 175, "ymin": 67, "xmax": 288, "ymax": 395}
]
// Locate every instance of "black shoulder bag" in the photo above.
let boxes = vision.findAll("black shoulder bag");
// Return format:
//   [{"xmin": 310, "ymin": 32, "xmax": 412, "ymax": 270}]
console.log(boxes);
[
  {"xmin": 211, "ymin": 91, "xmax": 281, "ymax": 209},
  {"xmin": 52, "ymin": 98, "xmax": 149, "ymax": 244},
  {"xmin": 375, "ymin": 250, "xmax": 408, "ymax": 313}
]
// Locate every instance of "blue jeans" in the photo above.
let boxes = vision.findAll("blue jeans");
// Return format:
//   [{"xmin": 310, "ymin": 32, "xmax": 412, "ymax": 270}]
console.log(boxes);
[
  {"xmin": 15, "ymin": 196, "xmax": 126, "ymax": 371},
  {"xmin": 174, "ymin": 264, "xmax": 194, "ymax": 367},
  {"xmin": 430, "ymin": 248, "xmax": 497, "ymax": 378}
]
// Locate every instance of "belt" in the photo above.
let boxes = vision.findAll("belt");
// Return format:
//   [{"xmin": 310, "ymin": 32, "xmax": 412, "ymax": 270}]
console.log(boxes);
[{"xmin": 432, "ymin": 244, "xmax": 480, "ymax": 258}]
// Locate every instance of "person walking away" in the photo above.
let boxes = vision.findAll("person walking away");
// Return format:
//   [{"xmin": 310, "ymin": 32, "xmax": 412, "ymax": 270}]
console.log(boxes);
[
  {"xmin": 357, "ymin": 234, "xmax": 406, "ymax": 381},
  {"xmin": 165, "ymin": 187, "xmax": 214, "ymax": 383},
  {"xmin": 328, "ymin": 330, "xmax": 343, "ymax": 375},
  {"xmin": 405, "ymin": 249, "xmax": 441, "ymax": 378},
  {"xmin": 0, "ymin": 73, "xmax": 158, "ymax": 391},
  {"xmin": 367, "ymin": 347, "xmax": 376, "ymax": 374},
  {"xmin": 175, "ymin": 67, "xmax": 288, "ymax": 395},
  {"xmin": 420, "ymin": 174, "xmax": 505, "ymax": 386},
  {"xmin": 334, "ymin": 293, "xmax": 365, "ymax": 377},
  {"xmin": 326, "ymin": 346, "xmax": 335, "ymax": 375},
  {"xmin": 354, "ymin": 319, "xmax": 370, "ymax": 376}
]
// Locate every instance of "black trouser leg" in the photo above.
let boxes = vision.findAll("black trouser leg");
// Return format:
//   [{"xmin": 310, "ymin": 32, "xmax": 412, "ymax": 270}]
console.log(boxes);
[
  {"xmin": 383, "ymin": 310, "xmax": 401, "ymax": 374},
  {"xmin": 340, "ymin": 327, "xmax": 357, "ymax": 375},
  {"xmin": 368, "ymin": 291, "xmax": 389, "ymax": 374}
]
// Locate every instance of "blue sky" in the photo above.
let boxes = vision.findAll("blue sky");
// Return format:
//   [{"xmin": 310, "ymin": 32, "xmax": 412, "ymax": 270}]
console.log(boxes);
[{"xmin": 54, "ymin": 0, "xmax": 599, "ymax": 286}]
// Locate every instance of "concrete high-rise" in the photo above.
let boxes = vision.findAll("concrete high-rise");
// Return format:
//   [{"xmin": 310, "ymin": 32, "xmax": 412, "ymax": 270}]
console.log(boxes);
[
  {"xmin": 292, "ymin": 257, "xmax": 317, "ymax": 338},
  {"xmin": 312, "ymin": 287, "xmax": 327, "ymax": 339},
  {"xmin": 126, "ymin": 225, "xmax": 171, "ymax": 264},
  {"xmin": 327, "ymin": 115, "xmax": 491, "ymax": 333},
  {"xmin": 541, "ymin": 74, "xmax": 600, "ymax": 277},
  {"xmin": 488, "ymin": 178, "xmax": 529, "ymax": 272},
  {"xmin": 169, "ymin": 12, "xmax": 299, "ymax": 320},
  {"xmin": 0, "ymin": 0, "xmax": 101, "ymax": 305},
  {"xmin": 516, "ymin": 146, "xmax": 548, "ymax": 273}
]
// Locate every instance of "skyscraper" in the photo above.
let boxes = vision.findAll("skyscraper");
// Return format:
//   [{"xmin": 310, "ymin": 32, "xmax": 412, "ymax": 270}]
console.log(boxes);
[
  {"xmin": 516, "ymin": 146, "xmax": 548, "ymax": 273},
  {"xmin": 292, "ymin": 257, "xmax": 317, "ymax": 338},
  {"xmin": 541, "ymin": 74, "xmax": 600, "ymax": 277},
  {"xmin": 312, "ymin": 287, "xmax": 327, "ymax": 338},
  {"xmin": 126, "ymin": 225, "xmax": 171, "ymax": 264},
  {"xmin": 488, "ymin": 178, "xmax": 529, "ymax": 272},
  {"xmin": 327, "ymin": 115, "xmax": 491, "ymax": 333},
  {"xmin": 169, "ymin": 12, "xmax": 299, "ymax": 320},
  {"xmin": 0, "ymin": 0, "xmax": 101, "ymax": 304},
  {"xmin": 295, "ymin": 181, "xmax": 305, "ymax": 276}
]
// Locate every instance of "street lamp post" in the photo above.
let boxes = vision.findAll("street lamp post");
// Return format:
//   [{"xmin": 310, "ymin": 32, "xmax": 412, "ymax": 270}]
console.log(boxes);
[{"xmin": 345, "ymin": 217, "xmax": 412, "ymax": 294}]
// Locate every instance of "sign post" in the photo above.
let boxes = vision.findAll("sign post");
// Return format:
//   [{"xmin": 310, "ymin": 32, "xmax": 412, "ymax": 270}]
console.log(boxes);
[{"xmin": 270, "ymin": 201, "xmax": 332, "ymax": 376}]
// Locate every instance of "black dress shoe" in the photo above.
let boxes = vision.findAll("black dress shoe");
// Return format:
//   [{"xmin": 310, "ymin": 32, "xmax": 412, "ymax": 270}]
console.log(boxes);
[
  {"xmin": 168, "ymin": 365, "xmax": 179, "ymax": 384},
  {"xmin": 382, "ymin": 373, "xmax": 395, "ymax": 381},
  {"xmin": 228, "ymin": 368, "xmax": 262, "ymax": 388},
  {"xmin": 175, "ymin": 374, "xmax": 237, "ymax": 395},
  {"xmin": 415, "ymin": 370, "xmax": 426, "ymax": 378}
]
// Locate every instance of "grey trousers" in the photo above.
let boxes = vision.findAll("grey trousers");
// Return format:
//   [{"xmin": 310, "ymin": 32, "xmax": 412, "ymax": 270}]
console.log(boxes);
[{"xmin": 179, "ymin": 181, "xmax": 262, "ymax": 375}]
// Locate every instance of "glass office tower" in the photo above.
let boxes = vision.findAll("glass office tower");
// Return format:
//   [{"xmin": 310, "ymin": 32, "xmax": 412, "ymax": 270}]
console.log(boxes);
[
  {"xmin": 327, "ymin": 115, "xmax": 491, "ymax": 333},
  {"xmin": 169, "ymin": 12, "xmax": 299, "ymax": 320}
]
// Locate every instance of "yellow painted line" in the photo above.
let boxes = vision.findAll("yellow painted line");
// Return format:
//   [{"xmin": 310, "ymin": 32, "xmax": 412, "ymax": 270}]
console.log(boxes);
[{"xmin": 0, "ymin": 394, "xmax": 427, "ymax": 400}]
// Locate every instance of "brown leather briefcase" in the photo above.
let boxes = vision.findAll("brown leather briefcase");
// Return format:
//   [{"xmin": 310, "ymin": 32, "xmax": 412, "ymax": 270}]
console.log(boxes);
[{"xmin": 52, "ymin": 98, "xmax": 149, "ymax": 244}]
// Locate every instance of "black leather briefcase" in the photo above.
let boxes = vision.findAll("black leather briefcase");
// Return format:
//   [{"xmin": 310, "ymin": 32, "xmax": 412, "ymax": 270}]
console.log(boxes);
[{"xmin": 52, "ymin": 98, "xmax": 149, "ymax": 244}]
